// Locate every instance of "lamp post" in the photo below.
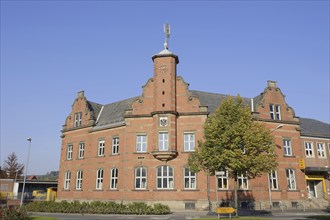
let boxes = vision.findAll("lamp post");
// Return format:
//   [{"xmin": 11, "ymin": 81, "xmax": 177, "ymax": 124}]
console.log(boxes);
[
  {"xmin": 20, "ymin": 137, "xmax": 32, "ymax": 207},
  {"xmin": 268, "ymin": 124, "xmax": 283, "ymax": 209}
]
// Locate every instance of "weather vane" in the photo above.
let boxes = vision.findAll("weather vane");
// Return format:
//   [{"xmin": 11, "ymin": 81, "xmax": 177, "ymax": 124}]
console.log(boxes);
[{"xmin": 164, "ymin": 23, "xmax": 170, "ymax": 50}]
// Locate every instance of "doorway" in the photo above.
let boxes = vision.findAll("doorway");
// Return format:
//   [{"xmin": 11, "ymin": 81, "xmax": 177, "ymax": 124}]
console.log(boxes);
[{"xmin": 307, "ymin": 181, "xmax": 317, "ymax": 198}]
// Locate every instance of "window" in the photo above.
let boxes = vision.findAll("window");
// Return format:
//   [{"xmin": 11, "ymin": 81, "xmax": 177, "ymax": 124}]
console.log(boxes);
[
  {"xmin": 217, "ymin": 171, "xmax": 229, "ymax": 190},
  {"xmin": 269, "ymin": 104, "xmax": 281, "ymax": 120},
  {"xmin": 135, "ymin": 167, "xmax": 147, "ymax": 189},
  {"xmin": 64, "ymin": 171, "xmax": 71, "ymax": 190},
  {"xmin": 237, "ymin": 172, "xmax": 248, "ymax": 189},
  {"xmin": 158, "ymin": 132, "xmax": 168, "ymax": 151},
  {"xmin": 286, "ymin": 169, "xmax": 296, "ymax": 190},
  {"xmin": 317, "ymin": 143, "xmax": 326, "ymax": 158},
  {"xmin": 184, "ymin": 133, "xmax": 195, "ymax": 152},
  {"xmin": 112, "ymin": 137, "xmax": 119, "ymax": 155},
  {"xmin": 110, "ymin": 168, "xmax": 118, "ymax": 189},
  {"xmin": 78, "ymin": 143, "xmax": 85, "ymax": 159},
  {"xmin": 96, "ymin": 169, "xmax": 104, "ymax": 190},
  {"xmin": 304, "ymin": 142, "xmax": 313, "ymax": 157},
  {"xmin": 74, "ymin": 112, "xmax": 82, "ymax": 127},
  {"xmin": 67, "ymin": 144, "xmax": 73, "ymax": 160},
  {"xmin": 76, "ymin": 170, "xmax": 83, "ymax": 190},
  {"xmin": 328, "ymin": 143, "xmax": 330, "ymax": 155},
  {"xmin": 157, "ymin": 166, "xmax": 174, "ymax": 189},
  {"xmin": 136, "ymin": 135, "xmax": 147, "ymax": 153},
  {"xmin": 98, "ymin": 140, "xmax": 105, "ymax": 156},
  {"xmin": 184, "ymin": 168, "xmax": 196, "ymax": 189},
  {"xmin": 283, "ymin": 139, "xmax": 292, "ymax": 156},
  {"xmin": 269, "ymin": 171, "xmax": 278, "ymax": 190}
]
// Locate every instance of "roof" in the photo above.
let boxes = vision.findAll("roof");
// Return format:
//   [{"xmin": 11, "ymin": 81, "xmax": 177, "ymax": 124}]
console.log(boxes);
[
  {"xmin": 94, "ymin": 97, "xmax": 139, "ymax": 128},
  {"xmin": 300, "ymin": 118, "xmax": 330, "ymax": 139}
]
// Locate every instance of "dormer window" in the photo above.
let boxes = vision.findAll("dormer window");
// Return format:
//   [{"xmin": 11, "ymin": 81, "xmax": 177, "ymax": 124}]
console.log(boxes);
[
  {"xmin": 269, "ymin": 104, "xmax": 281, "ymax": 120},
  {"xmin": 74, "ymin": 112, "xmax": 82, "ymax": 127}
]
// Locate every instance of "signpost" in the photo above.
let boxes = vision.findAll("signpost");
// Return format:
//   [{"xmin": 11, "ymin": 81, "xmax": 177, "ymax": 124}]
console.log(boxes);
[{"xmin": 216, "ymin": 207, "xmax": 236, "ymax": 220}]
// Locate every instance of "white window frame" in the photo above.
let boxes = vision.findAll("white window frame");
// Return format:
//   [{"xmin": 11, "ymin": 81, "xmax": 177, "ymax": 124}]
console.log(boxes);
[
  {"xmin": 112, "ymin": 137, "xmax": 119, "ymax": 155},
  {"xmin": 269, "ymin": 171, "xmax": 278, "ymax": 190},
  {"xmin": 283, "ymin": 139, "xmax": 292, "ymax": 156},
  {"xmin": 136, "ymin": 135, "xmax": 147, "ymax": 153},
  {"xmin": 64, "ymin": 171, "xmax": 71, "ymax": 190},
  {"xmin": 76, "ymin": 170, "xmax": 83, "ymax": 190},
  {"xmin": 67, "ymin": 144, "xmax": 73, "ymax": 160},
  {"xmin": 135, "ymin": 167, "xmax": 147, "ymax": 190},
  {"xmin": 78, "ymin": 143, "xmax": 85, "ymax": 159},
  {"xmin": 183, "ymin": 167, "xmax": 196, "ymax": 189},
  {"xmin": 110, "ymin": 168, "xmax": 118, "ymax": 189},
  {"xmin": 157, "ymin": 166, "xmax": 174, "ymax": 189},
  {"xmin": 286, "ymin": 169, "xmax": 296, "ymax": 190},
  {"xmin": 184, "ymin": 133, "xmax": 195, "ymax": 152},
  {"xmin": 158, "ymin": 132, "xmax": 169, "ymax": 151},
  {"xmin": 304, "ymin": 142, "xmax": 314, "ymax": 157},
  {"xmin": 96, "ymin": 169, "xmax": 104, "ymax": 190},
  {"xmin": 217, "ymin": 171, "xmax": 229, "ymax": 190},
  {"xmin": 269, "ymin": 104, "xmax": 281, "ymax": 120},
  {"xmin": 317, "ymin": 143, "xmax": 326, "ymax": 158},
  {"xmin": 98, "ymin": 140, "xmax": 105, "ymax": 156},
  {"xmin": 74, "ymin": 112, "xmax": 82, "ymax": 127},
  {"xmin": 237, "ymin": 172, "xmax": 248, "ymax": 190}
]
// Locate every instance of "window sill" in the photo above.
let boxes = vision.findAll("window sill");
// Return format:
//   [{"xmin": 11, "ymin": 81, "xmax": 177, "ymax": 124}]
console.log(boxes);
[
  {"xmin": 180, "ymin": 151, "xmax": 195, "ymax": 153},
  {"xmin": 133, "ymin": 152, "xmax": 149, "ymax": 154},
  {"xmin": 96, "ymin": 155, "xmax": 105, "ymax": 158},
  {"xmin": 107, "ymin": 189, "xmax": 119, "ymax": 191},
  {"xmin": 132, "ymin": 189, "xmax": 150, "ymax": 191},
  {"xmin": 182, "ymin": 189, "xmax": 200, "ymax": 191},
  {"xmin": 283, "ymin": 155, "xmax": 296, "ymax": 158},
  {"xmin": 93, "ymin": 189, "xmax": 104, "ymax": 191},
  {"xmin": 153, "ymin": 189, "xmax": 177, "ymax": 191}
]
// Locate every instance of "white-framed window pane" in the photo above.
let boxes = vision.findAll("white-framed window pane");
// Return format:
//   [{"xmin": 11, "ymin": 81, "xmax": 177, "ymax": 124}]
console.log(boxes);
[
  {"xmin": 157, "ymin": 166, "xmax": 174, "ymax": 189},
  {"xmin": 217, "ymin": 171, "xmax": 229, "ymax": 190},
  {"xmin": 74, "ymin": 112, "xmax": 82, "ymax": 127},
  {"xmin": 67, "ymin": 144, "xmax": 73, "ymax": 160},
  {"xmin": 283, "ymin": 139, "xmax": 292, "ymax": 156},
  {"xmin": 110, "ymin": 168, "xmax": 118, "ymax": 189},
  {"xmin": 269, "ymin": 171, "xmax": 278, "ymax": 190},
  {"xmin": 98, "ymin": 140, "xmax": 105, "ymax": 156},
  {"xmin": 237, "ymin": 172, "xmax": 248, "ymax": 189},
  {"xmin": 78, "ymin": 143, "xmax": 85, "ymax": 159},
  {"xmin": 270, "ymin": 104, "xmax": 281, "ymax": 120},
  {"xmin": 64, "ymin": 171, "xmax": 71, "ymax": 190},
  {"xmin": 76, "ymin": 170, "xmax": 83, "ymax": 190},
  {"xmin": 184, "ymin": 133, "xmax": 195, "ymax": 152},
  {"xmin": 135, "ymin": 167, "xmax": 147, "ymax": 189},
  {"xmin": 158, "ymin": 132, "xmax": 168, "ymax": 151},
  {"xmin": 275, "ymin": 105, "xmax": 281, "ymax": 120},
  {"xmin": 184, "ymin": 168, "xmax": 196, "ymax": 189},
  {"xmin": 286, "ymin": 169, "xmax": 296, "ymax": 190},
  {"xmin": 317, "ymin": 143, "xmax": 326, "ymax": 158},
  {"xmin": 112, "ymin": 137, "xmax": 119, "ymax": 155},
  {"xmin": 136, "ymin": 135, "xmax": 147, "ymax": 152},
  {"xmin": 305, "ymin": 142, "xmax": 313, "ymax": 157},
  {"xmin": 96, "ymin": 169, "xmax": 104, "ymax": 190}
]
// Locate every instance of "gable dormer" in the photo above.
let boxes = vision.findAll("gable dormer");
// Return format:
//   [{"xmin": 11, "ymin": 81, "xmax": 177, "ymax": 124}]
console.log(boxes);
[
  {"xmin": 62, "ymin": 91, "xmax": 102, "ymax": 131},
  {"xmin": 254, "ymin": 80, "xmax": 299, "ymax": 123}
]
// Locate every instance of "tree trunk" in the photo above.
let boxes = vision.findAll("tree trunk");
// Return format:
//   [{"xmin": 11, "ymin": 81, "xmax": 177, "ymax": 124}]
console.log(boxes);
[
  {"xmin": 207, "ymin": 174, "xmax": 212, "ymax": 213},
  {"xmin": 234, "ymin": 173, "xmax": 239, "ymax": 216}
]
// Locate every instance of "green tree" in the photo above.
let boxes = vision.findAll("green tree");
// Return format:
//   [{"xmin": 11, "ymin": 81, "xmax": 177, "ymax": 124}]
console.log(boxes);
[
  {"xmin": 2, "ymin": 152, "xmax": 24, "ymax": 179},
  {"xmin": 188, "ymin": 96, "xmax": 277, "ymax": 214}
]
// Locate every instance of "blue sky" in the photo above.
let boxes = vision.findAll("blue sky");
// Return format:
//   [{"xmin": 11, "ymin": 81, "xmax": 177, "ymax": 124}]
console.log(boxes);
[{"xmin": 1, "ymin": 1, "xmax": 329, "ymax": 175}]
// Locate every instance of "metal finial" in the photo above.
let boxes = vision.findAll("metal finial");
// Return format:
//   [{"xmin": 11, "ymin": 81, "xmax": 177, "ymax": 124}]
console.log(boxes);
[{"xmin": 164, "ymin": 23, "xmax": 170, "ymax": 49}]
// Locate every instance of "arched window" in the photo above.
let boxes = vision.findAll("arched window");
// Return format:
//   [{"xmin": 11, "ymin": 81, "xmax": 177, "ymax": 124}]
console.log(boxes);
[{"xmin": 157, "ymin": 166, "xmax": 174, "ymax": 189}]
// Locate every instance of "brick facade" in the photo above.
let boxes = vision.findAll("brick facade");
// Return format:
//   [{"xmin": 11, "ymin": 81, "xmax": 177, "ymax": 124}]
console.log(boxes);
[{"xmin": 57, "ymin": 47, "xmax": 330, "ymax": 211}]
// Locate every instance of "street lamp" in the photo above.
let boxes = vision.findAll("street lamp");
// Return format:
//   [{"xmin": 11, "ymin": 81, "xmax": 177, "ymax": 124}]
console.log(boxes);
[{"xmin": 20, "ymin": 137, "xmax": 32, "ymax": 207}]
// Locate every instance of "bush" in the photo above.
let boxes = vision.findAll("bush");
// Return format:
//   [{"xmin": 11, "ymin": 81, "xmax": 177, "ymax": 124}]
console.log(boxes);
[
  {"xmin": 0, "ymin": 206, "xmax": 28, "ymax": 220},
  {"xmin": 25, "ymin": 201, "xmax": 171, "ymax": 215}
]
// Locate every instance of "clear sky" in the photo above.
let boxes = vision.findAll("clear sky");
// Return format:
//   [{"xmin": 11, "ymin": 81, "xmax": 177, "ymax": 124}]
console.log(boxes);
[{"xmin": 1, "ymin": 1, "xmax": 329, "ymax": 175}]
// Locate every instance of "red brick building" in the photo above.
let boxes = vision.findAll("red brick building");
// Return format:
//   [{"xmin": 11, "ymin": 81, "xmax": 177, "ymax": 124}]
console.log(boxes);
[{"xmin": 57, "ymin": 33, "xmax": 329, "ymax": 211}]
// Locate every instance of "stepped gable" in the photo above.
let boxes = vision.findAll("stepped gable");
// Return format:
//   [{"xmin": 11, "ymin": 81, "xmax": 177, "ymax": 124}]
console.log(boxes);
[{"xmin": 300, "ymin": 118, "xmax": 330, "ymax": 138}]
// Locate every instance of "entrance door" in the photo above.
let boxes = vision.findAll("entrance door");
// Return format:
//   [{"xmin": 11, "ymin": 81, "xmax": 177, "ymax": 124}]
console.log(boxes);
[{"xmin": 307, "ymin": 181, "xmax": 317, "ymax": 198}]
